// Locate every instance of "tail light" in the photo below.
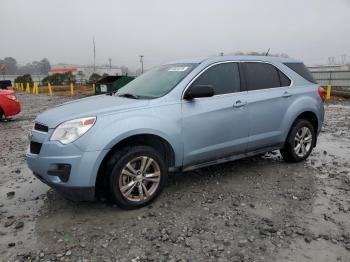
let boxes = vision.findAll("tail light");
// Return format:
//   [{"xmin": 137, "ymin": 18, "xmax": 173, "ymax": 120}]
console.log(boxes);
[{"xmin": 318, "ymin": 87, "xmax": 326, "ymax": 102}]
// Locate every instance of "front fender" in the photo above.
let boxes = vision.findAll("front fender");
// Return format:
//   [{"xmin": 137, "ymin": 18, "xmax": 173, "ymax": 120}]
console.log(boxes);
[{"xmin": 75, "ymin": 106, "xmax": 183, "ymax": 167}]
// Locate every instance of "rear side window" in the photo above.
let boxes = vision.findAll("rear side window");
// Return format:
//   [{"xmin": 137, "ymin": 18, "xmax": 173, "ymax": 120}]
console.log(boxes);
[
  {"xmin": 284, "ymin": 62, "xmax": 317, "ymax": 84},
  {"xmin": 278, "ymin": 70, "xmax": 291, "ymax": 87},
  {"xmin": 244, "ymin": 62, "xmax": 281, "ymax": 91},
  {"xmin": 192, "ymin": 62, "xmax": 240, "ymax": 95}
]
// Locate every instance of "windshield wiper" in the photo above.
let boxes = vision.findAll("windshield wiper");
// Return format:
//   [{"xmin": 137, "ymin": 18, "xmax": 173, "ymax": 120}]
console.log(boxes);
[{"xmin": 116, "ymin": 93, "xmax": 140, "ymax": 99}]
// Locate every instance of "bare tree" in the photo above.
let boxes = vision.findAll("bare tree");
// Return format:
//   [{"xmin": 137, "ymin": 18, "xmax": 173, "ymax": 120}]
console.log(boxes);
[{"xmin": 2, "ymin": 57, "xmax": 17, "ymax": 74}]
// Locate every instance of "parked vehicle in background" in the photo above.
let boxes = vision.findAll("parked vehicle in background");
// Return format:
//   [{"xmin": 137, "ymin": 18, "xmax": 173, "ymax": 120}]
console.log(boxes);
[
  {"xmin": 0, "ymin": 80, "xmax": 12, "ymax": 90},
  {"xmin": 0, "ymin": 89, "xmax": 21, "ymax": 120},
  {"xmin": 95, "ymin": 75, "xmax": 135, "ymax": 95},
  {"xmin": 26, "ymin": 56, "xmax": 325, "ymax": 209}
]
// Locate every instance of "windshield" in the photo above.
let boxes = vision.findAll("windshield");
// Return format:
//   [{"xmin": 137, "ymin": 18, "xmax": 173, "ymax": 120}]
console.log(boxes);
[{"xmin": 117, "ymin": 63, "xmax": 197, "ymax": 98}]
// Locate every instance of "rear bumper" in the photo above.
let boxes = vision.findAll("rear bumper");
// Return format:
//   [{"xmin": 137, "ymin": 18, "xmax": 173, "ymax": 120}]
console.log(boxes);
[
  {"xmin": 318, "ymin": 105, "xmax": 325, "ymax": 136},
  {"xmin": 33, "ymin": 172, "xmax": 95, "ymax": 201}
]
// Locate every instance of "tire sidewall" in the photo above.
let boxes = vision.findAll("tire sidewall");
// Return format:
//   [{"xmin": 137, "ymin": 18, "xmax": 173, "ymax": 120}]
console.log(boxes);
[
  {"xmin": 287, "ymin": 120, "xmax": 315, "ymax": 161},
  {"xmin": 0, "ymin": 108, "xmax": 4, "ymax": 121},
  {"xmin": 109, "ymin": 146, "xmax": 168, "ymax": 209}
]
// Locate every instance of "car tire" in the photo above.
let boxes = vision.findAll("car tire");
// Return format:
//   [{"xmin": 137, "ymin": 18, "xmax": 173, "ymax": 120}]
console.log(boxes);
[
  {"xmin": 280, "ymin": 119, "xmax": 315, "ymax": 163},
  {"xmin": 0, "ymin": 108, "xmax": 4, "ymax": 121},
  {"xmin": 107, "ymin": 146, "xmax": 168, "ymax": 209}
]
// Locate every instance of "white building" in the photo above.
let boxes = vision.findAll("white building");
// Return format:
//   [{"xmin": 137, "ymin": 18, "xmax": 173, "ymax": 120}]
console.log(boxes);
[{"xmin": 50, "ymin": 64, "xmax": 122, "ymax": 80}]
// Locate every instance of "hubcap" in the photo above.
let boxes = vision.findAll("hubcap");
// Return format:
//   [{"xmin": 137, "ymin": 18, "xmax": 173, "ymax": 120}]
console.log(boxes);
[
  {"xmin": 118, "ymin": 156, "xmax": 161, "ymax": 202},
  {"xmin": 294, "ymin": 126, "xmax": 312, "ymax": 157}
]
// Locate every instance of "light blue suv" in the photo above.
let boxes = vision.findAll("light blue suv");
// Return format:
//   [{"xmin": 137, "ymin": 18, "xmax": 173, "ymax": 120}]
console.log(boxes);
[{"xmin": 26, "ymin": 56, "xmax": 325, "ymax": 209}]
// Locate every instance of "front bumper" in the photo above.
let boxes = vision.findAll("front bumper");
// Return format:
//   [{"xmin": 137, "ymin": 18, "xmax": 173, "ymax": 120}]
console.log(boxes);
[
  {"xmin": 26, "ymin": 131, "xmax": 108, "ymax": 202},
  {"xmin": 33, "ymin": 172, "xmax": 95, "ymax": 201}
]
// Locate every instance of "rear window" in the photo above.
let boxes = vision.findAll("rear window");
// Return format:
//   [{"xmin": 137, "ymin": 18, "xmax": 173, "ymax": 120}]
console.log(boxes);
[{"xmin": 284, "ymin": 63, "xmax": 317, "ymax": 84}]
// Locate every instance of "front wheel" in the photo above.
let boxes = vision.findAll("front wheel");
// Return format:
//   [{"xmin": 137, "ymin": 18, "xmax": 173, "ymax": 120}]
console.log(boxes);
[
  {"xmin": 108, "ymin": 146, "xmax": 168, "ymax": 209},
  {"xmin": 280, "ymin": 119, "xmax": 315, "ymax": 162},
  {"xmin": 0, "ymin": 108, "xmax": 4, "ymax": 121}
]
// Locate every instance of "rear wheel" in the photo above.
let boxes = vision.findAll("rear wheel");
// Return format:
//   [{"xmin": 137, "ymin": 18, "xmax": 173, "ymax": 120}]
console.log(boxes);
[
  {"xmin": 280, "ymin": 119, "xmax": 315, "ymax": 162},
  {"xmin": 107, "ymin": 146, "xmax": 168, "ymax": 209}
]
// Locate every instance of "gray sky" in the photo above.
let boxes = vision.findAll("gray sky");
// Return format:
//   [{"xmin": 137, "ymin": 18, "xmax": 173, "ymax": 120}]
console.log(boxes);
[{"xmin": 1, "ymin": 0, "xmax": 349, "ymax": 70}]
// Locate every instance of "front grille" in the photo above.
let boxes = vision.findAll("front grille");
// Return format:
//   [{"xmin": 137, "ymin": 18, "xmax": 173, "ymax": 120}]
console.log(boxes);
[
  {"xmin": 34, "ymin": 123, "xmax": 48, "ymax": 132},
  {"xmin": 30, "ymin": 141, "xmax": 42, "ymax": 154}
]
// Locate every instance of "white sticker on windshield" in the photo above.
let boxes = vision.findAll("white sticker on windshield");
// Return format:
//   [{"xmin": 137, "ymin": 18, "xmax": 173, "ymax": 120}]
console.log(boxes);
[{"xmin": 168, "ymin": 66, "xmax": 188, "ymax": 72}]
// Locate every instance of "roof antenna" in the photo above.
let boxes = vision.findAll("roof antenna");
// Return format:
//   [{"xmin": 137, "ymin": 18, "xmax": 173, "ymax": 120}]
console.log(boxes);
[{"xmin": 265, "ymin": 48, "xmax": 270, "ymax": 56}]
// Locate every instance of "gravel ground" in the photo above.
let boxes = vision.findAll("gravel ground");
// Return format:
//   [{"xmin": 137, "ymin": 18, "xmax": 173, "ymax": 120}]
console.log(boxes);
[{"xmin": 0, "ymin": 93, "xmax": 349, "ymax": 261}]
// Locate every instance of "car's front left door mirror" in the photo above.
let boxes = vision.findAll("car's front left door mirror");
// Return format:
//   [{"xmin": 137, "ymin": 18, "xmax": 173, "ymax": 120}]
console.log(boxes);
[{"xmin": 184, "ymin": 84, "xmax": 214, "ymax": 100}]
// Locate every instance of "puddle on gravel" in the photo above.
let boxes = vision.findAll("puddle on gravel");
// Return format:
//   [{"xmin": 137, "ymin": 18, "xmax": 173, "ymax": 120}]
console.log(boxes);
[
  {"xmin": 278, "ymin": 238, "xmax": 349, "ymax": 262},
  {"xmin": 276, "ymin": 128, "xmax": 350, "ymax": 261},
  {"xmin": 0, "ymin": 165, "xmax": 48, "ymax": 257}
]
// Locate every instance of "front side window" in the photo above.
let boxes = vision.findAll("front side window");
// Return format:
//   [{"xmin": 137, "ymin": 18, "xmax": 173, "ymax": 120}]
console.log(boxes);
[
  {"xmin": 244, "ymin": 62, "xmax": 281, "ymax": 91},
  {"xmin": 117, "ymin": 63, "xmax": 197, "ymax": 98},
  {"xmin": 190, "ymin": 62, "xmax": 241, "ymax": 95}
]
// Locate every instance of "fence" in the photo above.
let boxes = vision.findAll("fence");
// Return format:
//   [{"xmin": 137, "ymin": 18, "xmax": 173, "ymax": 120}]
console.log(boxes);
[
  {"xmin": 13, "ymin": 82, "xmax": 95, "ymax": 96},
  {"xmin": 311, "ymin": 70, "xmax": 350, "ymax": 92},
  {"xmin": 310, "ymin": 70, "xmax": 350, "ymax": 97}
]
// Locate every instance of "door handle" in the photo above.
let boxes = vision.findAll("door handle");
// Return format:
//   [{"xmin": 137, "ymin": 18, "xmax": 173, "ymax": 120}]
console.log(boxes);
[
  {"xmin": 282, "ymin": 91, "xmax": 292, "ymax": 98},
  {"xmin": 233, "ymin": 100, "xmax": 247, "ymax": 108}
]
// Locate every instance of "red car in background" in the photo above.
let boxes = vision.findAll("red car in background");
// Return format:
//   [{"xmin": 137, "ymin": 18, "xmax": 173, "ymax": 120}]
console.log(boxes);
[{"xmin": 0, "ymin": 89, "xmax": 21, "ymax": 120}]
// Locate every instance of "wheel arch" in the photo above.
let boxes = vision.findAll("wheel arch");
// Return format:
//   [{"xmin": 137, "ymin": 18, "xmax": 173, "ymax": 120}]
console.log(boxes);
[
  {"xmin": 95, "ymin": 133, "xmax": 176, "ymax": 197},
  {"xmin": 286, "ymin": 110, "xmax": 319, "ymax": 147},
  {"xmin": 295, "ymin": 111, "xmax": 318, "ymax": 133}
]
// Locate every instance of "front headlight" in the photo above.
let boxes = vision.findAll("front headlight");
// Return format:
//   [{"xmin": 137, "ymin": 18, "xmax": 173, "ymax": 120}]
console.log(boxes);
[{"xmin": 50, "ymin": 117, "xmax": 96, "ymax": 144}]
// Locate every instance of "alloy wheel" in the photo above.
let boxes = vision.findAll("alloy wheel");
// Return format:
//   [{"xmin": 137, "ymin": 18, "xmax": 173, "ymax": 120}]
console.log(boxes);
[
  {"xmin": 294, "ymin": 126, "xmax": 312, "ymax": 158},
  {"xmin": 118, "ymin": 156, "xmax": 161, "ymax": 202}
]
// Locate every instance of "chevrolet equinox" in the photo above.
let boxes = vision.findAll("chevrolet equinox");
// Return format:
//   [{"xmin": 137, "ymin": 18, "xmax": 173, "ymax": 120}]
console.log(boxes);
[{"xmin": 26, "ymin": 56, "xmax": 325, "ymax": 209}]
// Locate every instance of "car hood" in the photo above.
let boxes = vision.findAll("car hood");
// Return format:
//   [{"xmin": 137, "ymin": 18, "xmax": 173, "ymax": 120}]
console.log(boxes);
[{"xmin": 36, "ymin": 95, "xmax": 150, "ymax": 128}]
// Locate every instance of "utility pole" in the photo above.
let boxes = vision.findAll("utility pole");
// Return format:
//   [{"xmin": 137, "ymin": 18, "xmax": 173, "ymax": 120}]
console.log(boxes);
[
  {"xmin": 341, "ymin": 54, "xmax": 347, "ymax": 65},
  {"xmin": 108, "ymin": 58, "xmax": 112, "ymax": 69},
  {"xmin": 139, "ymin": 55, "xmax": 144, "ymax": 74},
  {"xmin": 93, "ymin": 37, "xmax": 96, "ymax": 73}
]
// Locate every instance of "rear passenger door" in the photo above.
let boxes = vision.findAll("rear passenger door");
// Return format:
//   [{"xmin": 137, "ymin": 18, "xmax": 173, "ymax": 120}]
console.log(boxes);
[
  {"xmin": 182, "ymin": 62, "xmax": 249, "ymax": 166},
  {"xmin": 242, "ymin": 62, "xmax": 292, "ymax": 151}
]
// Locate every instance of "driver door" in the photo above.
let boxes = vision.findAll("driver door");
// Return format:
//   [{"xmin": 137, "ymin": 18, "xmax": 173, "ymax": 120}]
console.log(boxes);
[{"xmin": 181, "ymin": 62, "xmax": 249, "ymax": 167}]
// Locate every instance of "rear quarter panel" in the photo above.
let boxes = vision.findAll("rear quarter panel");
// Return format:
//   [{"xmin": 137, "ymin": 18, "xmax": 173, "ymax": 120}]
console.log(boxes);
[{"xmin": 279, "ymin": 84, "xmax": 324, "ymax": 143}]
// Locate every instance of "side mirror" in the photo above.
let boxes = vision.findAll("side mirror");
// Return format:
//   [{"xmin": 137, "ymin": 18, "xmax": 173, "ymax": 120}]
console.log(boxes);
[{"xmin": 184, "ymin": 84, "xmax": 214, "ymax": 100}]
